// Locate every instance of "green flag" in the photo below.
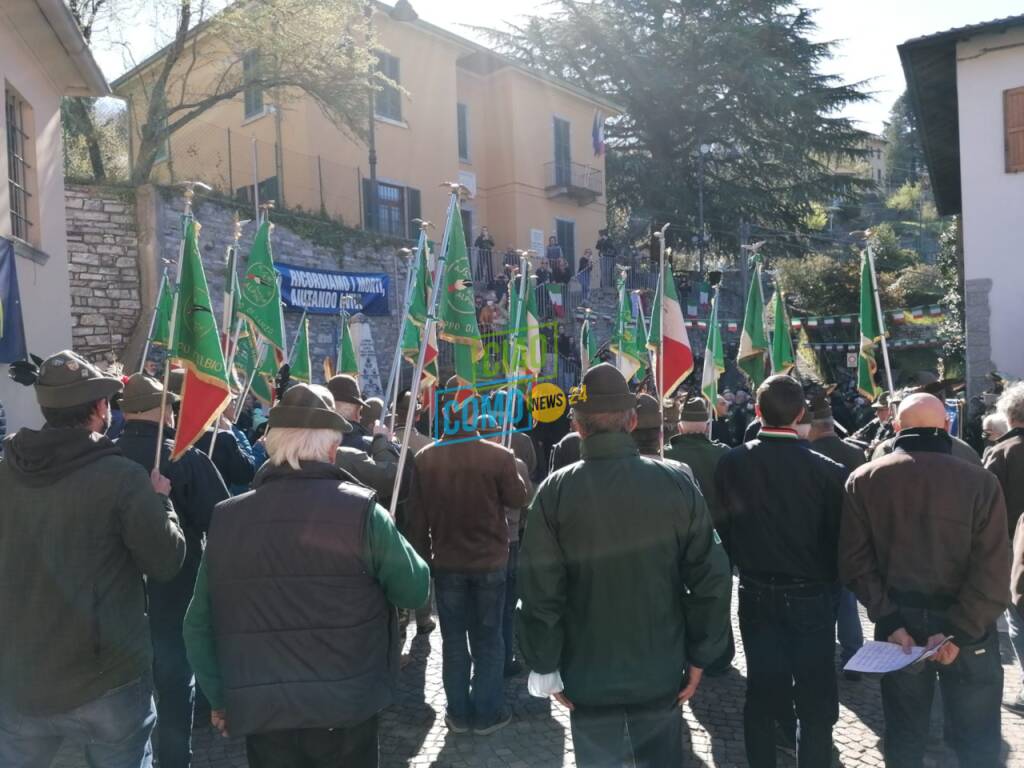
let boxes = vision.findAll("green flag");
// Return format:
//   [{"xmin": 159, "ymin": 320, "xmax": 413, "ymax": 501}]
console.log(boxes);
[
  {"xmin": 858, "ymin": 251, "xmax": 883, "ymax": 400},
  {"xmin": 170, "ymin": 218, "xmax": 231, "ymax": 460},
  {"xmin": 701, "ymin": 288, "xmax": 725, "ymax": 404},
  {"xmin": 400, "ymin": 244, "xmax": 439, "ymax": 386},
  {"xmin": 438, "ymin": 203, "xmax": 483, "ymax": 389},
  {"xmin": 238, "ymin": 220, "xmax": 286, "ymax": 354},
  {"xmin": 234, "ymin": 330, "xmax": 275, "ymax": 405},
  {"xmin": 631, "ymin": 296, "xmax": 650, "ymax": 382},
  {"xmin": 770, "ymin": 289, "xmax": 795, "ymax": 375},
  {"xmin": 337, "ymin": 310, "xmax": 359, "ymax": 377},
  {"xmin": 151, "ymin": 273, "xmax": 174, "ymax": 347},
  {"xmin": 580, "ymin": 312, "xmax": 598, "ymax": 374},
  {"xmin": 738, "ymin": 257, "xmax": 769, "ymax": 387},
  {"xmin": 794, "ymin": 326, "xmax": 825, "ymax": 385},
  {"xmin": 289, "ymin": 312, "xmax": 311, "ymax": 383},
  {"xmin": 610, "ymin": 272, "xmax": 642, "ymax": 380}
]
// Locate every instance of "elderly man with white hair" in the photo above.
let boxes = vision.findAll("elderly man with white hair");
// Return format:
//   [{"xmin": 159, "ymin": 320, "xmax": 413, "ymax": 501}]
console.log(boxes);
[
  {"xmin": 984, "ymin": 381, "xmax": 1024, "ymax": 715},
  {"xmin": 183, "ymin": 384, "xmax": 429, "ymax": 767},
  {"xmin": 841, "ymin": 392, "xmax": 1010, "ymax": 766}
]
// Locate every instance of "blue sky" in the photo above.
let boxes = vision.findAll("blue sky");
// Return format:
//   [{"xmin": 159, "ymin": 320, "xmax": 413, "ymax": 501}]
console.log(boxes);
[{"xmin": 95, "ymin": 0, "xmax": 1023, "ymax": 133}]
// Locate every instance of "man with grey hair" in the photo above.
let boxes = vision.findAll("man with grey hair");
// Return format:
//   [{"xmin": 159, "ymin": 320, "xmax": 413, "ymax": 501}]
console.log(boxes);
[
  {"xmin": 984, "ymin": 380, "xmax": 1024, "ymax": 714},
  {"xmin": 184, "ymin": 383, "xmax": 428, "ymax": 766},
  {"xmin": 519, "ymin": 364, "xmax": 731, "ymax": 767},
  {"xmin": 842, "ymin": 392, "xmax": 1009, "ymax": 765}
]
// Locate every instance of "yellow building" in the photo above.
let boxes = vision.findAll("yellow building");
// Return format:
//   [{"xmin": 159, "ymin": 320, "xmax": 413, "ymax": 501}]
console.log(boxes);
[
  {"xmin": 113, "ymin": 1, "xmax": 619, "ymax": 278},
  {"xmin": 1, "ymin": 0, "xmax": 109, "ymax": 431}
]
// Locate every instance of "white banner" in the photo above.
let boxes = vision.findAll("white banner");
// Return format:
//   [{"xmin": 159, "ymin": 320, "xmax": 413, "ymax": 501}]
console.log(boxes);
[{"xmin": 349, "ymin": 314, "xmax": 384, "ymax": 397}]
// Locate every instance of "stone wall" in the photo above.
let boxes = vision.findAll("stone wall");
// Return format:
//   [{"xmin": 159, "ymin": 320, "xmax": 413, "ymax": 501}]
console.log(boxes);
[
  {"xmin": 66, "ymin": 185, "xmax": 410, "ymax": 394},
  {"xmin": 65, "ymin": 185, "xmax": 142, "ymax": 365},
  {"xmin": 152, "ymin": 191, "xmax": 408, "ymax": 396}
]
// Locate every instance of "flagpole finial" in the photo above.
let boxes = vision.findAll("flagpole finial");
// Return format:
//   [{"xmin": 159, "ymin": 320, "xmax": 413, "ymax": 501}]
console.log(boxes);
[
  {"xmin": 232, "ymin": 216, "xmax": 252, "ymax": 243},
  {"xmin": 413, "ymin": 218, "xmax": 434, "ymax": 231},
  {"xmin": 654, "ymin": 223, "xmax": 671, "ymax": 240},
  {"xmin": 258, "ymin": 200, "xmax": 276, "ymax": 224},
  {"xmin": 439, "ymin": 182, "xmax": 471, "ymax": 201}
]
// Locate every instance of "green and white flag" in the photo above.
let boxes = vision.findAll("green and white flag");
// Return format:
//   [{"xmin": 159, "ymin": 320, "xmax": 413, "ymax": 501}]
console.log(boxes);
[
  {"xmin": 610, "ymin": 271, "xmax": 642, "ymax": 381},
  {"xmin": 507, "ymin": 273, "xmax": 542, "ymax": 379},
  {"xmin": 399, "ymin": 243, "xmax": 439, "ymax": 387},
  {"xmin": 580, "ymin": 312, "xmax": 598, "ymax": 374},
  {"xmin": 770, "ymin": 289, "xmax": 795, "ymax": 375},
  {"xmin": 438, "ymin": 202, "xmax": 483, "ymax": 391},
  {"xmin": 738, "ymin": 256, "xmax": 769, "ymax": 387},
  {"xmin": 289, "ymin": 312, "xmax": 311, "ymax": 383},
  {"xmin": 238, "ymin": 220, "xmax": 286, "ymax": 355},
  {"xmin": 701, "ymin": 288, "xmax": 725, "ymax": 405},
  {"xmin": 546, "ymin": 283, "xmax": 566, "ymax": 318},
  {"xmin": 151, "ymin": 273, "xmax": 174, "ymax": 348},
  {"xmin": 858, "ymin": 251, "xmax": 883, "ymax": 400},
  {"xmin": 337, "ymin": 310, "xmax": 359, "ymax": 377}
]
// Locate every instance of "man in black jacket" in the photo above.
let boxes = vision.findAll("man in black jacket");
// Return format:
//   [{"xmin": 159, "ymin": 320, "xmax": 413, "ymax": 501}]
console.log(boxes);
[
  {"xmin": 116, "ymin": 374, "xmax": 229, "ymax": 768},
  {"xmin": 715, "ymin": 375, "xmax": 848, "ymax": 768}
]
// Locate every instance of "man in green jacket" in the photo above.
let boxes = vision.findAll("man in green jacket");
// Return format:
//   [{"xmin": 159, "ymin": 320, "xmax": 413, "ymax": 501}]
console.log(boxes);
[
  {"xmin": 518, "ymin": 364, "xmax": 732, "ymax": 767},
  {"xmin": 183, "ymin": 384, "xmax": 428, "ymax": 765},
  {"xmin": 0, "ymin": 350, "xmax": 185, "ymax": 768}
]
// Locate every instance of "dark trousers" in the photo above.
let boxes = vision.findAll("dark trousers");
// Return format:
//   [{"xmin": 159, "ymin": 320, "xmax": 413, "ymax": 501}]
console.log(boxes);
[
  {"xmin": 738, "ymin": 579, "xmax": 838, "ymax": 768},
  {"xmin": 434, "ymin": 569, "xmax": 507, "ymax": 727},
  {"xmin": 149, "ymin": 574, "xmax": 197, "ymax": 768},
  {"xmin": 245, "ymin": 714, "xmax": 378, "ymax": 768},
  {"xmin": 503, "ymin": 542, "xmax": 519, "ymax": 667},
  {"xmin": 569, "ymin": 697, "xmax": 682, "ymax": 768},
  {"xmin": 878, "ymin": 610, "xmax": 1002, "ymax": 768}
]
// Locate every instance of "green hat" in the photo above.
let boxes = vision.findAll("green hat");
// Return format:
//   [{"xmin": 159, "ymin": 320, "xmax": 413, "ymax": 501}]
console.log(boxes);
[
  {"xmin": 34, "ymin": 350, "xmax": 123, "ymax": 408},
  {"xmin": 570, "ymin": 363, "xmax": 635, "ymax": 414},
  {"xmin": 681, "ymin": 396, "xmax": 710, "ymax": 422},
  {"xmin": 635, "ymin": 393, "xmax": 662, "ymax": 430},
  {"xmin": 121, "ymin": 373, "xmax": 177, "ymax": 413},
  {"xmin": 268, "ymin": 383, "xmax": 352, "ymax": 433},
  {"xmin": 326, "ymin": 375, "xmax": 366, "ymax": 407},
  {"xmin": 396, "ymin": 390, "xmax": 421, "ymax": 420},
  {"xmin": 871, "ymin": 391, "xmax": 891, "ymax": 409}
]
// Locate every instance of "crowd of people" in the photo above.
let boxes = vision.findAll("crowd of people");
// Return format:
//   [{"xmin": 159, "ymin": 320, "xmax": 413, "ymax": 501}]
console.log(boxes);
[{"xmin": 2, "ymin": 347, "xmax": 1024, "ymax": 768}]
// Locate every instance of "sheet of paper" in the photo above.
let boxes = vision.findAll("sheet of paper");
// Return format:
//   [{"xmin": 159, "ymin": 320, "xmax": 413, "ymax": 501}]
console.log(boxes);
[{"xmin": 843, "ymin": 640, "xmax": 928, "ymax": 674}]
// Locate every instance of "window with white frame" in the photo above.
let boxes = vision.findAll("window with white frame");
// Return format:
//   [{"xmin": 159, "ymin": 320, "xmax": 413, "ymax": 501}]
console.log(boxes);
[
  {"xmin": 243, "ymin": 50, "xmax": 264, "ymax": 119},
  {"xmin": 5, "ymin": 87, "xmax": 33, "ymax": 243},
  {"xmin": 376, "ymin": 52, "xmax": 402, "ymax": 122}
]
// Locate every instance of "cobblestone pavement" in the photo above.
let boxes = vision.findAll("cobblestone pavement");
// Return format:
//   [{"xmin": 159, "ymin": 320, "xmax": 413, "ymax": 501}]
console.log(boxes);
[{"xmin": 54, "ymin": 581, "xmax": 1024, "ymax": 768}]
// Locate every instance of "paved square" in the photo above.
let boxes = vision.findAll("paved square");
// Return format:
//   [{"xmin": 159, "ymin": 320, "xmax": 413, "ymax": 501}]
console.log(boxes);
[{"xmin": 53, "ymin": 580, "xmax": 1024, "ymax": 767}]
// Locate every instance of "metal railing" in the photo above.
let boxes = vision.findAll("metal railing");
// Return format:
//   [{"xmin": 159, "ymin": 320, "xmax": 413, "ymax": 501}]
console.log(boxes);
[{"xmin": 544, "ymin": 161, "xmax": 603, "ymax": 195}]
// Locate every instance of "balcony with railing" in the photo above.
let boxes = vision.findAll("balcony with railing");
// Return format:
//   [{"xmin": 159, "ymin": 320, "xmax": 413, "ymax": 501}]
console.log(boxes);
[{"xmin": 544, "ymin": 161, "xmax": 603, "ymax": 205}]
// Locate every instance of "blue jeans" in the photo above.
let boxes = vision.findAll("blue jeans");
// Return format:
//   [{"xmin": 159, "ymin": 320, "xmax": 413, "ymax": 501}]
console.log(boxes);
[
  {"xmin": 1006, "ymin": 602, "xmax": 1024, "ymax": 685},
  {"xmin": 0, "ymin": 677, "xmax": 156, "ymax": 768},
  {"xmin": 738, "ymin": 579, "xmax": 838, "ymax": 768},
  {"xmin": 503, "ymin": 543, "xmax": 519, "ymax": 668},
  {"xmin": 434, "ymin": 569, "xmax": 507, "ymax": 727},
  {"xmin": 836, "ymin": 587, "xmax": 864, "ymax": 664},
  {"xmin": 569, "ymin": 696, "xmax": 681, "ymax": 768}
]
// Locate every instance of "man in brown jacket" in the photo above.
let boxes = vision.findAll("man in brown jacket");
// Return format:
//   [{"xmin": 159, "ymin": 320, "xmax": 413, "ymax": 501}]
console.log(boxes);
[
  {"xmin": 407, "ymin": 381, "xmax": 528, "ymax": 735},
  {"xmin": 841, "ymin": 393, "xmax": 1010, "ymax": 767},
  {"xmin": 984, "ymin": 380, "xmax": 1024, "ymax": 714}
]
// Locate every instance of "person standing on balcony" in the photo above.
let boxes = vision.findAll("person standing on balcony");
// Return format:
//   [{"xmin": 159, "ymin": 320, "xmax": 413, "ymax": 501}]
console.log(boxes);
[
  {"xmin": 474, "ymin": 227, "xmax": 496, "ymax": 283},
  {"xmin": 577, "ymin": 249, "xmax": 592, "ymax": 302},
  {"xmin": 546, "ymin": 237, "xmax": 566, "ymax": 279},
  {"xmin": 596, "ymin": 229, "xmax": 617, "ymax": 289}
]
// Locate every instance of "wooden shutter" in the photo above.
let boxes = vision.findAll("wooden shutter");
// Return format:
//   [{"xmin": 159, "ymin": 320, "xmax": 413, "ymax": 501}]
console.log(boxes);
[
  {"xmin": 1005, "ymin": 86, "xmax": 1024, "ymax": 173},
  {"xmin": 406, "ymin": 187, "xmax": 421, "ymax": 240}
]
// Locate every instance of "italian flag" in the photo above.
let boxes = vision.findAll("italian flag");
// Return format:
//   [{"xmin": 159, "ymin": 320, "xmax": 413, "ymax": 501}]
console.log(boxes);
[
  {"xmin": 701, "ymin": 287, "xmax": 725, "ymax": 405},
  {"xmin": 546, "ymin": 283, "xmax": 565, "ymax": 317},
  {"xmin": 857, "ymin": 252, "xmax": 883, "ymax": 400},
  {"xmin": 508, "ymin": 273, "xmax": 542, "ymax": 378},
  {"xmin": 738, "ymin": 255, "xmax": 769, "ymax": 388},
  {"xmin": 648, "ymin": 264, "xmax": 694, "ymax": 397},
  {"xmin": 170, "ymin": 219, "xmax": 231, "ymax": 460}
]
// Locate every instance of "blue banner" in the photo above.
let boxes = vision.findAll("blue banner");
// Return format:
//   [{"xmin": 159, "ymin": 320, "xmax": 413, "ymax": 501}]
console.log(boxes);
[
  {"xmin": 277, "ymin": 262, "xmax": 389, "ymax": 316},
  {"xmin": 0, "ymin": 239, "xmax": 27, "ymax": 363}
]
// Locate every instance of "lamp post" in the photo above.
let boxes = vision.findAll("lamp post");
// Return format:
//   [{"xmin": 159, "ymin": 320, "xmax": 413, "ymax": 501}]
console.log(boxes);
[
  {"xmin": 697, "ymin": 143, "xmax": 712, "ymax": 275},
  {"xmin": 364, "ymin": 0, "xmax": 417, "ymax": 234}
]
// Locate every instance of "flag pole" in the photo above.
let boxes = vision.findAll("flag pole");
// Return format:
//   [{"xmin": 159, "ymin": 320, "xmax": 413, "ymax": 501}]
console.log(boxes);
[
  {"xmin": 384, "ymin": 227, "xmax": 428, "ymax": 430},
  {"xmin": 154, "ymin": 182, "xmax": 206, "ymax": 471},
  {"xmin": 502, "ymin": 251, "xmax": 532, "ymax": 449},
  {"xmin": 138, "ymin": 268, "xmax": 169, "ymax": 373},
  {"xmin": 233, "ymin": 338, "xmax": 267, "ymax": 422},
  {"xmin": 654, "ymin": 223, "xmax": 669, "ymax": 458},
  {"xmin": 388, "ymin": 183, "xmax": 464, "ymax": 519},
  {"xmin": 287, "ymin": 309, "xmax": 309, "ymax": 366},
  {"xmin": 866, "ymin": 240, "xmax": 895, "ymax": 393}
]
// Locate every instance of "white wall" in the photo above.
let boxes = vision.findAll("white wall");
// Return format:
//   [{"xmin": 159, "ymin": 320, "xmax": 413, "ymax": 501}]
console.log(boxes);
[
  {"xmin": 0, "ymin": 20, "xmax": 75, "ymax": 431},
  {"xmin": 957, "ymin": 27, "xmax": 1024, "ymax": 384}
]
